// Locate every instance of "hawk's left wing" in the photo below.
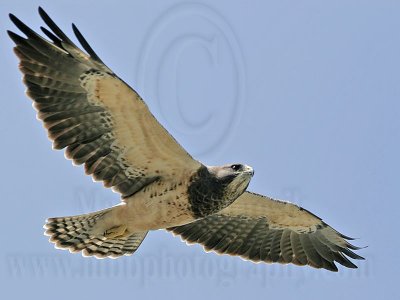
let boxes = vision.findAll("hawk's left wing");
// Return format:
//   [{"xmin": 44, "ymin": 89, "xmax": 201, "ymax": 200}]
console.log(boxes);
[{"xmin": 168, "ymin": 191, "xmax": 364, "ymax": 272}]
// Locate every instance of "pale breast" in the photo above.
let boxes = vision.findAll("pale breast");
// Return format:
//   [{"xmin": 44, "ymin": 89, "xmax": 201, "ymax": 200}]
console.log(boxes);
[{"xmin": 124, "ymin": 177, "xmax": 196, "ymax": 231}]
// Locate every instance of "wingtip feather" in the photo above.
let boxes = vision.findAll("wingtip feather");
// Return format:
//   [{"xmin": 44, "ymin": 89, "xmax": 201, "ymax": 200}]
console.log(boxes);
[
  {"xmin": 37, "ymin": 6, "xmax": 74, "ymax": 45},
  {"xmin": 38, "ymin": 6, "xmax": 45, "ymax": 15},
  {"xmin": 9, "ymin": 13, "xmax": 24, "ymax": 30},
  {"xmin": 7, "ymin": 30, "xmax": 22, "ymax": 43},
  {"xmin": 38, "ymin": 6, "xmax": 50, "ymax": 23},
  {"xmin": 71, "ymin": 22, "xmax": 104, "ymax": 63},
  {"xmin": 9, "ymin": 13, "xmax": 17, "ymax": 22}
]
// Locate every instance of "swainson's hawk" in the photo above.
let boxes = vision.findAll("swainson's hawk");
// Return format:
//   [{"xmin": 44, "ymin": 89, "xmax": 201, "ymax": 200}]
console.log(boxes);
[{"xmin": 8, "ymin": 7, "xmax": 364, "ymax": 272}]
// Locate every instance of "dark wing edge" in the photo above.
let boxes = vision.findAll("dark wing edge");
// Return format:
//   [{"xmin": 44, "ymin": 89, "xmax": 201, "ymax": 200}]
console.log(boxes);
[
  {"xmin": 168, "ymin": 192, "xmax": 364, "ymax": 272},
  {"xmin": 7, "ymin": 8, "xmax": 160, "ymax": 197}
]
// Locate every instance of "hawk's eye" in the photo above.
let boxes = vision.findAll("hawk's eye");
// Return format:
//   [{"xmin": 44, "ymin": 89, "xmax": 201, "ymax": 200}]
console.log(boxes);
[{"xmin": 231, "ymin": 164, "xmax": 242, "ymax": 171}]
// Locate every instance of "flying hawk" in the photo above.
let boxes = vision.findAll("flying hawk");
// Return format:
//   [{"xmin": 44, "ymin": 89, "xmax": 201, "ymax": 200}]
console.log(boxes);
[{"xmin": 8, "ymin": 7, "xmax": 364, "ymax": 272}]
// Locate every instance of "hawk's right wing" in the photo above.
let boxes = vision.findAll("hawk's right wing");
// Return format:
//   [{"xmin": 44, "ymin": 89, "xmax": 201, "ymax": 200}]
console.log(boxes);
[
  {"xmin": 8, "ymin": 8, "xmax": 201, "ymax": 198},
  {"xmin": 168, "ymin": 192, "xmax": 364, "ymax": 271}
]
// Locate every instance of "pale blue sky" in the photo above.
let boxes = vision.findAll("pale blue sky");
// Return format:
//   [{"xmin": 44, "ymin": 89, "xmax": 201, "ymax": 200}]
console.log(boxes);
[{"xmin": 1, "ymin": 1, "xmax": 399, "ymax": 299}]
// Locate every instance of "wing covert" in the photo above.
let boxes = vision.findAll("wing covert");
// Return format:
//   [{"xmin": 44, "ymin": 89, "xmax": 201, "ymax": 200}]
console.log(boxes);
[{"xmin": 8, "ymin": 8, "xmax": 201, "ymax": 198}]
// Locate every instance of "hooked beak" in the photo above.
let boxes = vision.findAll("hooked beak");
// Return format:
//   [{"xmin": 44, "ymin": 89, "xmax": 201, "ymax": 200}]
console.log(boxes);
[{"xmin": 243, "ymin": 165, "xmax": 254, "ymax": 177}]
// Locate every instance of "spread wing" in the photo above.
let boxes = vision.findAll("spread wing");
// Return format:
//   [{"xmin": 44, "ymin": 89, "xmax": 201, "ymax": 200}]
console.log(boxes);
[
  {"xmin": 8, "ymin": 8, "xmax": 201, "ymax": 198},
  {"xmin": 168, "ymin": 191, "xmax": 364, "ymax": 271}
]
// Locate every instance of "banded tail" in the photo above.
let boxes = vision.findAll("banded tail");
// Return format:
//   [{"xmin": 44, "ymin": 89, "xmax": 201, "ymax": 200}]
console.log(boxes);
[{"xmin": 44, "ymin": 207, "xmax": 147, "ymax": 258}]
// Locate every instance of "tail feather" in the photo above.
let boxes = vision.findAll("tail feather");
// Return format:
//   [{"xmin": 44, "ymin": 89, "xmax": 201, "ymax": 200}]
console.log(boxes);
[{"xmin": 44, "ymin": 208, "xmax": 147, "ymax": 258}]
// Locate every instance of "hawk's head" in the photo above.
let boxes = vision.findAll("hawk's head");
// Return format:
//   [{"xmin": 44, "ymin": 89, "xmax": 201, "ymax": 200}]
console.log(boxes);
[
  {"xmin": 208, "ymin": 164, "xmax": 254, "ymax": 201},
  {"xmin": 188, "ymin": 164, "xmax": 254, "ymax": 218}
]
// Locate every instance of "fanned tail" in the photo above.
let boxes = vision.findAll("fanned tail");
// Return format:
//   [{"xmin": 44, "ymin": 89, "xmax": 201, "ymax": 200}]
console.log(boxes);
[{"xmin": 44, "ymin": 208, "xmax": 147, "ymax": 258}]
